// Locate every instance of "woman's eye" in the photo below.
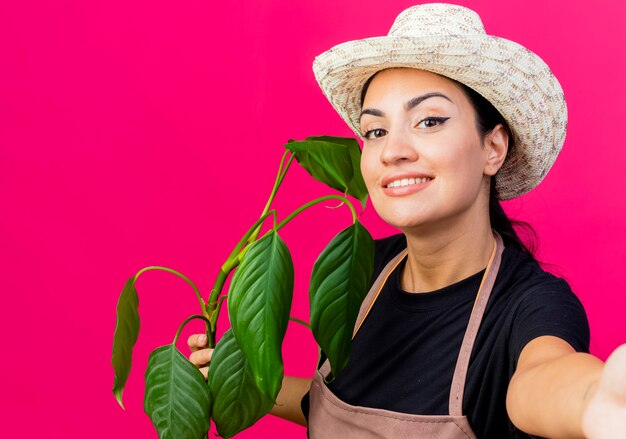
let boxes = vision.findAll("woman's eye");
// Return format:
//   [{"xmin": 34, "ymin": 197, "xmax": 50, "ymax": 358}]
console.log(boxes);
[
  {"xmin": 363, "ymin": 128, "xmax": 387, "ymax": 140},
  {"xmin": 417, "ymin": 117, "xmax": 450, "ymax": 128}
]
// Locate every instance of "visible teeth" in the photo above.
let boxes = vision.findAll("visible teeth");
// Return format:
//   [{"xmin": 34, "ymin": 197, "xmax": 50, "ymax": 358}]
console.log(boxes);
[{"xmin": 387, "ymin": 177, "xmax": 431, "ymax": 188}]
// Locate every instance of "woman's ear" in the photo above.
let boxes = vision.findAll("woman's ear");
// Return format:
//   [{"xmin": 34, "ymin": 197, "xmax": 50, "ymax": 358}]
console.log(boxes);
[{"xmin": 483, "ymin": 124, "xmax": 509, "ymax": 176}]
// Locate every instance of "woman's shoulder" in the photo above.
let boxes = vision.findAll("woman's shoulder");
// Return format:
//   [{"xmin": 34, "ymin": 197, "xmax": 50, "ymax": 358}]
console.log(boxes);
[
  {"xmin": 494, "ymin": 244, "xmax": 591, "ymax": 358},
  {"xmin": 499, "ymin": 244, "xmax": 575, "ymax": 297},
  {"xmin": 496, "ymin": 244, "xmax": 586, "ymax": 315}
]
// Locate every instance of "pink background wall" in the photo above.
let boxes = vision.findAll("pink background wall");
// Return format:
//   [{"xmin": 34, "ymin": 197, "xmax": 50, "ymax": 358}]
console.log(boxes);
[{"xmin": 1, "ymin": 0, "xmax": 624, "ymax": 437}]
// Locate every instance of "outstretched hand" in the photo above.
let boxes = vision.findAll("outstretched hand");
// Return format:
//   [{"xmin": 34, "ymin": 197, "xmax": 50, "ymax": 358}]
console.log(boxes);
[
  {"xmin": 187, "ymin": 333, "xmax": 214, "ymax": 381},
  {"xmin": 582, "ymin": 344, "xmax": 626, "ymax": 438}
]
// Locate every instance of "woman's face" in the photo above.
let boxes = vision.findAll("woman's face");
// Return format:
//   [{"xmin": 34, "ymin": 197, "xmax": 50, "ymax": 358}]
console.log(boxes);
[{"xmin": 359, "ymin": 68, "xmax": 499, "ymax": 232}]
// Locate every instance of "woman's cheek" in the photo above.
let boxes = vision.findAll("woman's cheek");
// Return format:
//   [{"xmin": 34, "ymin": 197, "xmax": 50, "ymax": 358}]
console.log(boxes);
[
  {"xmin": 361, "ymin": 147, "xmax": 377, "ymax": 186},
  {"xmin": 360, "ymin": 151, "xmax": 376, "ymax": 193}
]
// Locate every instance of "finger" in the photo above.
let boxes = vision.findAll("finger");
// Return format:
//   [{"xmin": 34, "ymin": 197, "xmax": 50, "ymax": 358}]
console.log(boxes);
[
  {"xmin": 199, "ymin": 366, "xmax": 209, "ymax": 381},
  {"xmin": 189, "ymin": 348, "xmax": 214, "ymax": 367},
  {"xmin": 187, "ymin": 334, "xmax": 208, "ymax": 352}
]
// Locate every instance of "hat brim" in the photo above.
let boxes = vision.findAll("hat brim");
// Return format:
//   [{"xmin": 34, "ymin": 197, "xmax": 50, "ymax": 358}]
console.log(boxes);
[{"xmin": 313, "ymin": 34, "xmax": 567, "ymax": 200}]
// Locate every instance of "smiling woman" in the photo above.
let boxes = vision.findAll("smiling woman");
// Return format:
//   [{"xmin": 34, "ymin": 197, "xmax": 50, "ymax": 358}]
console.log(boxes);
[
  {"xmin": 360, "ymin": 68, "xmax": 537, "ymax": 261},
  {"xmin": 359, "ymin": 68, "xmax": 501, "ymax": 238},
  {"xmin": 187, "ymin": 3, "xmax": 626, "ymax": 438}
]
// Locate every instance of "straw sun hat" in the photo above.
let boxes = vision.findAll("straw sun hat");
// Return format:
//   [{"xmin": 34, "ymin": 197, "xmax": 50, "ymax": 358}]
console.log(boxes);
[{"xmin": 312, "ymin": 3, "xmax": 567, "ymax": 200}]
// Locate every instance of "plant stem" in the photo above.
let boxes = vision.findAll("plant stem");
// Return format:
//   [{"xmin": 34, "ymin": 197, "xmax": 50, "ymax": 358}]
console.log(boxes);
[
  {"xmin": 173, "ymin": 314, "xmax": 212, "ymax": 346},
  {"xmin": 248, "ymin": 151, "xmax": 295, "ymax": 244},
  {"xmin": 289, "ymin": 317, "xmax": 311, "ymax": 330},
  {"xmin": 263, "ymin": 150, "xmax": 290, "ymax": 216},
  {"xmin": 275, "ymin": 195, "xmax": 357, "ymax": 232},
  {"xmin": 210, "ymin": 295, "xmax": 228, "ymax": 333},
  {"xmin": 276, "ymin": 154, "xmax": 295, "ymax": 190},
  {"xmin": 134, "ymin": 266, "xmax": 206, "ymax": 318},
  {"xmin": 205, "ymin": 154, "xmax": 295, "ymax": 343},
  {"xmin": 207, "ymin": 211, "xmax": 276, "ymax": 311}
]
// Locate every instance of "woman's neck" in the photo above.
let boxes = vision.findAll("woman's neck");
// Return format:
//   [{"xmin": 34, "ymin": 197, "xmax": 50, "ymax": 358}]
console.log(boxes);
[{"xmin": 400, "ymin": 218, "xmax": 495, "ymax": 293}]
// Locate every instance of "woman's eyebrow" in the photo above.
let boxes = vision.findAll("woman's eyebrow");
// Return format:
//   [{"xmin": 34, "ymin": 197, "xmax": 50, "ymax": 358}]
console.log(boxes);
[
  {"xmin": 405, "ymin": 92, "xmax": 452, "ymax": 111},
  {"xmin": 360, "ymin": 92, "xmax": 453, "ymax": 119}
]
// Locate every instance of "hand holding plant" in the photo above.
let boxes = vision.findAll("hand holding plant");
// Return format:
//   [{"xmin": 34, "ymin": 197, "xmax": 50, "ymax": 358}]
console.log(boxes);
[{"xmin": 111, "ymin": 136, "xmax": 375, "ymax": 438}]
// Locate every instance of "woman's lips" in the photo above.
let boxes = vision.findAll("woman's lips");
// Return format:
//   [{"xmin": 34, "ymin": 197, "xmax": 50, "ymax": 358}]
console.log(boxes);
[{"xmin": 381, "ymin": 176, "xmax": 434, "ymax": 196}]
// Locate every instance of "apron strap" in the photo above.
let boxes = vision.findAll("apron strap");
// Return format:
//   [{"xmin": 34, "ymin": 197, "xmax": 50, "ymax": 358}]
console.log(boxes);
[
  {"xmin": 319, "ymin": 248, "xmax": 408, "ymax": 378},
  {"xmin": 448, "ymin": 231, "xmax": 504, "ymax": 416}
]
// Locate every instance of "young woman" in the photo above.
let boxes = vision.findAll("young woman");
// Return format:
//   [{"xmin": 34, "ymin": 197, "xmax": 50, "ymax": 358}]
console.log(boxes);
[{"xmin": 189, "ymin": 4, "xmax": 626, "ymax": 438}]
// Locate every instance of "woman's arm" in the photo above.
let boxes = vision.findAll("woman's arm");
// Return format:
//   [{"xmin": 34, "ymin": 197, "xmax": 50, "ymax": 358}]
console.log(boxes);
[
  {"xmin": 188, "ymin": 334, "xmax": 311, "ymax": 428},
  {"xmin": 269, "ymin": 375, "xmax": 312, "ymax": 427},
  {"xmin": 506, "ymin": 335, "xmax": 626, "ymax": 438}
]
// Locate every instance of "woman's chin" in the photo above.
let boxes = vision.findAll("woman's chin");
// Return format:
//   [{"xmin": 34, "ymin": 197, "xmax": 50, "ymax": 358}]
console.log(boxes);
[{"xmin": 378, "ymin": 212, "xmax": 435, "ymax": 231}]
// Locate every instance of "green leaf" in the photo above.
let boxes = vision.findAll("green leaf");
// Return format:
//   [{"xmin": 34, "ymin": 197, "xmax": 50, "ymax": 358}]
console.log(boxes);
[
  {"xmin": 309, "ymin": 221, "xmax": 375, "ymax": 377},
  {"xmin": 285, "ymin": 137, "xmax": 353, "ymax": 194},
  {"xmin": 307, "ymin": 136, "xmax": 368, "ymax": 210},
  {"xmin": 143, "ymin": 344, "xmax": 212, "ymax": 439},
  {"xmin": 112, "ymin": 277, "xmax": 140, "ymax": 409},
  {"xmin": 208, "ymin": 330, "xmax": 274, "ymax": 438},
  {"xmin": 228, "ymin": 230, "xmax": 294, "ymax": 402},
  {"xmin": 347, "ymin": 145, "xmax": 368, "ymax": 210}
]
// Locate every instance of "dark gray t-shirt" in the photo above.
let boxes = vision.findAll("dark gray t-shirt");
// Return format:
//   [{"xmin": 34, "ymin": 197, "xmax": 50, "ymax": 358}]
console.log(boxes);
[{"xmin": 301, "ymin": 234, "xmax": 590, "ymax": 438}]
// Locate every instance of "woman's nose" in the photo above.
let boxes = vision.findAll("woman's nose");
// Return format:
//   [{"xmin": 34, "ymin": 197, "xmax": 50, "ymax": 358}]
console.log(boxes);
[{"xmin": 379, "ymin": 130, "xmax": 418, "ymax": 165}]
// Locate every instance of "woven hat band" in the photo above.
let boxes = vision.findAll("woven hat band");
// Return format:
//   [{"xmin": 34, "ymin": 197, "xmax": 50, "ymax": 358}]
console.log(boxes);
[{"xmin": 389, "ymin": 3, "xmax": 486, "ymax": 37}]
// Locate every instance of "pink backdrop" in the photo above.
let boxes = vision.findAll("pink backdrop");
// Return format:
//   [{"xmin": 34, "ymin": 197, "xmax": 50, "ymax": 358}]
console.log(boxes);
[{"xmin": 1, "ymin": 0, "xmax": 624, "ymax": 437}]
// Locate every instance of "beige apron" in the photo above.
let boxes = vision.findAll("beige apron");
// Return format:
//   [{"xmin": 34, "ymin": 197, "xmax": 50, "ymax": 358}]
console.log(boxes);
[{"xmin": 308, "ymin": 232, "xmax": 504, "ymax": 438}]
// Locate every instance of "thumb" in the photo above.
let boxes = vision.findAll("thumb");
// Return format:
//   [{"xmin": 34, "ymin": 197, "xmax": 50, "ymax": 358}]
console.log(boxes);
[{"xmin": 598, "ymin": 344, "xmax": 626, "ymax": 403}]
